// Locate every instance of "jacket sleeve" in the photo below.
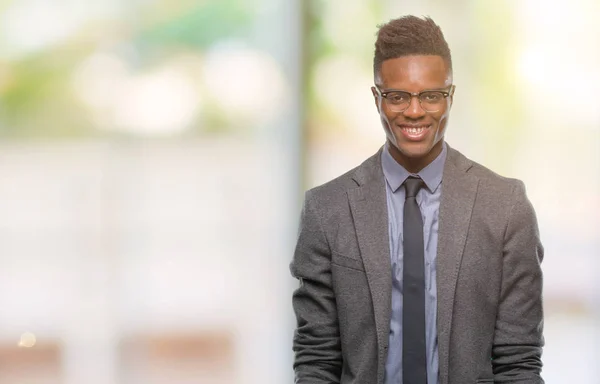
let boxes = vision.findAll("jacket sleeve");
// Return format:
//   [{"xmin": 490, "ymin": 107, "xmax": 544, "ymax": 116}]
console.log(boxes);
[
  {"xmin": 492, "ymin": 180, "xmax": 545, "ymax": 383},
  {"xmin": 290, "ymin": 191, "xmax": 342, "ymax": 383}
]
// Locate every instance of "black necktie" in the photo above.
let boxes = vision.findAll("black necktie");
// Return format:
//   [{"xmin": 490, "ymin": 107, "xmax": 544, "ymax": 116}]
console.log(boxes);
[{"xmin": 403, "ymin": 176, "xmax": 427, "ymax": 384}]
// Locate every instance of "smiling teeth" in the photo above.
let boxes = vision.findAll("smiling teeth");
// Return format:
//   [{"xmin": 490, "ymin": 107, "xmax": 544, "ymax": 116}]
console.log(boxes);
[{"xmin": 405, "ymin": 127, "xmax": 425, "ymax": 134}]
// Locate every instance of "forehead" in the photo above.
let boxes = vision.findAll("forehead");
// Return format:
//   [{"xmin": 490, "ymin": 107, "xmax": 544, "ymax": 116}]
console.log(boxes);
[{"xmin": 377, "ymin": 55, "xmax": 451, "ymax": 90}]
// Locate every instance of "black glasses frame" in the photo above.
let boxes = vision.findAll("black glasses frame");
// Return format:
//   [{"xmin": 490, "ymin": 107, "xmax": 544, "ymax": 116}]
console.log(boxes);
[{"xmin": 373, "ymin": 85, "xmax": 455, "ymax": 112}]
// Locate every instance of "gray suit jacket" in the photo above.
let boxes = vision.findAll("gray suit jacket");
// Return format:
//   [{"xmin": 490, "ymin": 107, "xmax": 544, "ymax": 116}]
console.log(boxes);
[{"xmin": 291, "ymin": 144, "xmax": 544, "ymax": 384}]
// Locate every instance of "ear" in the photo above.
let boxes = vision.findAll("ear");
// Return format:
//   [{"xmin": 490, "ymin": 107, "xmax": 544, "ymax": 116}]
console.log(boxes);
[{"xmin": 371, "ymin": 86, "xmax": 381, "ymax": 113}]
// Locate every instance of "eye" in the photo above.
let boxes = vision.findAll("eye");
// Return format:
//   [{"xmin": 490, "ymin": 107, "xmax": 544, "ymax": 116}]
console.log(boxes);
[
  {"xmin": 386, "ymin": 92, "xmax": 409, "ymax": 104},
  {"xmin": 421, "ymin": 91, "xmax": 443, "ymax": 102}
]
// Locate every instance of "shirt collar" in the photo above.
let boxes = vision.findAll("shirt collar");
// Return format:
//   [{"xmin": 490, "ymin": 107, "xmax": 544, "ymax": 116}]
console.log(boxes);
[{"xmin": 381, "ymin": 141, "xmax": 447, "ymax": 193}]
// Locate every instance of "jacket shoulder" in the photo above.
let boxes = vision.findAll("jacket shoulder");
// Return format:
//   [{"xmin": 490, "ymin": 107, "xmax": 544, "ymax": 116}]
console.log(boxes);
[
  {"xmin": 304, "ymin": 149, "xmax": 381, "ymax": 205},
  {"xmin": 466, "ymin": 157, "xmax": 526, "ymax": 196},
  {"xmin": 304, "ymin": 165, "xmax": 360, "ymax": 211}
]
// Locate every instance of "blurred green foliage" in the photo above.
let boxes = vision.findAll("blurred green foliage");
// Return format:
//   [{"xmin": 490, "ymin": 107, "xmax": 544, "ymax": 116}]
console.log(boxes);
[
  {"xmin": 0, "ymin": 0, "xmax": 253, "ymax": 139},
  {"xmin": 0, "ymin": 44, "xmax": 95, "ymax": 138},
  {"xmin": 304, "ymin": 0, "xmax": 379, "ymax": 138},
  {"xmin": 470, "ymin": 1, "xmax": 523, "ymax": 171},
  {"xmin": 135, "ymin": 0, "xmax": 252, "ymax": 52}
]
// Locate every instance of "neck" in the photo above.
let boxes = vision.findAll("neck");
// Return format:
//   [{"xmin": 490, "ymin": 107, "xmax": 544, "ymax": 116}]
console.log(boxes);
[{"xmin": 387, "ymin": 140, "xmax": 444, "ymax": 173}]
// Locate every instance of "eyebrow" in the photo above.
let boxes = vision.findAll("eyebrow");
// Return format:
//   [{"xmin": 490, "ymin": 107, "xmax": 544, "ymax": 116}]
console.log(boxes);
[{"xmin": 379, "ymin": 87, "xmax": 450, "ymax": 93}]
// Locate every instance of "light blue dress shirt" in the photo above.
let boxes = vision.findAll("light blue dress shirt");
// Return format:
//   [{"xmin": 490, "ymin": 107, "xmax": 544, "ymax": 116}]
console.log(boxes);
[{"xmin": 382, "ymin": 142, "xmax": 447, "ymax": 384}]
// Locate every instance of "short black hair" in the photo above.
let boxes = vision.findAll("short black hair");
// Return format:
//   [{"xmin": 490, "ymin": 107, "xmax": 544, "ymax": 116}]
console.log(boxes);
[{"xmin": 374, "ymin": 15, "xmax": 452, "ymax": 76}]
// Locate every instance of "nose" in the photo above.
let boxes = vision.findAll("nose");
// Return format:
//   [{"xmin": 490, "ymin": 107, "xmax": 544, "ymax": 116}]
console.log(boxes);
[{"xmin": 403, "ymin": 95, "xmax": 426, "ymax": 119}]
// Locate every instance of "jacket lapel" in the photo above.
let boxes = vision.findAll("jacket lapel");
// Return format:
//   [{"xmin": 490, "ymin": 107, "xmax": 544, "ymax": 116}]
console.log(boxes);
[
  {"xmin": 436, "ymin": 146, "xmax": 479, "ymax": 384},
  {"xmin": 348, "ymin": 149, "xmax": 391, "ymax": 384}
]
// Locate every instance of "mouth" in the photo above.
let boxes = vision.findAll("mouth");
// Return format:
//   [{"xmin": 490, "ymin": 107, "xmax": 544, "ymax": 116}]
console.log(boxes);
[{"xmin": 397, "ymin": 124, "xmax": 431, "ymax": 141}]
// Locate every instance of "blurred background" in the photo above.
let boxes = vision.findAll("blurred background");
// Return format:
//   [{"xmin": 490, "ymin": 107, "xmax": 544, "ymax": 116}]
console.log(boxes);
[{"xmin": 0, "ymin": 0, "xmax": 598, "ymax": 383}]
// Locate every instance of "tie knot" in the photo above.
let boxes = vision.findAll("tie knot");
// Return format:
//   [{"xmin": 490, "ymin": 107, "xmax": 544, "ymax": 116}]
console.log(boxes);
[{"xmin": 404, "ymin": 176, "xmax": 424, "ymax": 198}]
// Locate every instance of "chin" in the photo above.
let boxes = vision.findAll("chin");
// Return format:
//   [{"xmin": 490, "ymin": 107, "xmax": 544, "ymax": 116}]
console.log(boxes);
[{"xmin": 396, "ymin": 142, "xmax": 433, "ymax": 158}]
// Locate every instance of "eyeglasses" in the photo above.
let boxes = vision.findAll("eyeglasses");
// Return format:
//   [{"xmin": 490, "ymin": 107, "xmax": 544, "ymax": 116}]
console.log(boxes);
[{"xmin": 374, "ymin": 85, "xmax": 455, "ymax": 113}]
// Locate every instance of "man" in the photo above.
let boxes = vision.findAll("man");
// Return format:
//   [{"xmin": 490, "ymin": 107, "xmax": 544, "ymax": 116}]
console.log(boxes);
[{"xmin": 290, "ymin": 15, "xmax": 544, "ymax": 384}]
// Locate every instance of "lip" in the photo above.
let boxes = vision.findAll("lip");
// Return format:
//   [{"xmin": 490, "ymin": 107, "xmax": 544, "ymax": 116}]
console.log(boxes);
[{"xmin": 397, "ymin": 124, "xmax": 431, "ymax": 141}]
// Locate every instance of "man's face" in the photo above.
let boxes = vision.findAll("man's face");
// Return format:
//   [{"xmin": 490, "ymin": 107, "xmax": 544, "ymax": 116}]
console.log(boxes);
[{"xmin": 372, "ymin": 55, "xmax": 453, "ymax": 172}]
